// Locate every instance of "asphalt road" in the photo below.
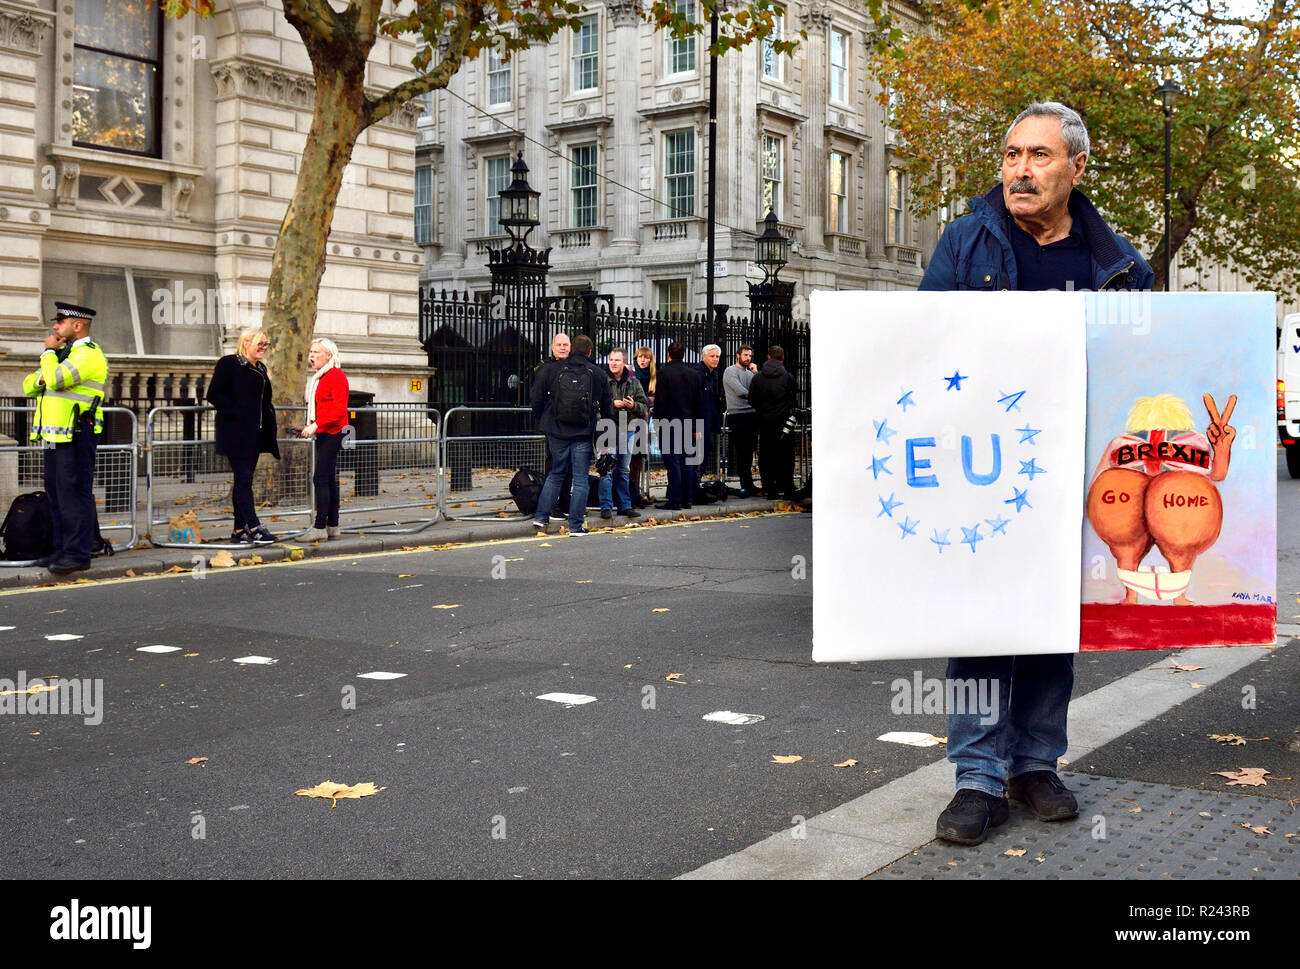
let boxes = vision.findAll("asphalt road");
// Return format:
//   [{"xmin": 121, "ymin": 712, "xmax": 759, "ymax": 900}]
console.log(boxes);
[{"xmin": 2, "ymin": 511, "xmax": 1186, "ymax": 880}]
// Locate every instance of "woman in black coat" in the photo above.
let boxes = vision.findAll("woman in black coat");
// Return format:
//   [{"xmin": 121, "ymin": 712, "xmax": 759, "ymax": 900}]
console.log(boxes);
[{"xmin": 206, "ymin": 329, "xmax": 281, "ymax": 544}]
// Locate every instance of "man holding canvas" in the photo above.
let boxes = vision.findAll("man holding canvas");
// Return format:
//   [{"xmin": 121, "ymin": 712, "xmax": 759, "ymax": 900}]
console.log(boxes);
[{"xmin": 920, "ymin": 102, "xmax": 1154, "ymax": 844}]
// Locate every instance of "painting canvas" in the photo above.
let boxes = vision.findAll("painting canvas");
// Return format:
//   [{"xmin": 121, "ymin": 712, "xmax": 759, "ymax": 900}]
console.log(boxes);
[{"xmin": 810, "ymin": 291, "xmax": 1276, "ymax": 663}]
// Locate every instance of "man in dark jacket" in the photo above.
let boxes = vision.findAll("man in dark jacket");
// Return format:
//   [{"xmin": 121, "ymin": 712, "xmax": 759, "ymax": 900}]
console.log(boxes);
[
  {"xmin": 530, "ymin": 332, "xmax": 613, "ymax": 536},
  {"xmin": 694, "ymin": 343, "xmax": 725, "ymax": 478},
  {"xmin": 746, "ymin": 345, "xmax": 798, "ymax": 499},
  {"xmin": 596, "ymin": 347, "xmax": 647, "ymax": 519},
  {"xmin": 652, "ymin": 341, "xmax": 705, "ymax": 510},
  {"xmin": 920, "ymin": 101, "xmax": 1154, "ymax": 848}
]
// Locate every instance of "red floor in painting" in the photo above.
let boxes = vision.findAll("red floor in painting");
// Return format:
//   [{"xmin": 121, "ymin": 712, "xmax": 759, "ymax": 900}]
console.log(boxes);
[{"xmin": 1080, "ymin": 603, "xmax": 1276, "ymax": 650}]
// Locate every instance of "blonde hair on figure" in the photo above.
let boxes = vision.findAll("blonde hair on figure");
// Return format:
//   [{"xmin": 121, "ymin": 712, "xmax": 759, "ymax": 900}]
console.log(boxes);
[{"xmin": 1126, "ymin": 393, "xmax": 1194, "ymax": 432}]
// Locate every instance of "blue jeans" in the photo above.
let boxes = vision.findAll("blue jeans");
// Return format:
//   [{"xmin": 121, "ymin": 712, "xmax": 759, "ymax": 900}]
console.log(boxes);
[
  {"xmin": 535, "ymin": 436, "xmax": 592, "ymax": 530},
  {"xmin": 597, "ymin": 433, "xmax": 634, "ymax": 511},
  {"xmin": 945, "ymin": 653, "xmax": 1074, "ymax": 797}
]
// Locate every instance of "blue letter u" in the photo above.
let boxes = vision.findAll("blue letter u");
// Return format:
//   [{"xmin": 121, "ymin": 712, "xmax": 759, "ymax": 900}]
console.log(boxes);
[{"xmin": 961, "ymin": 434, "xmax": 1001, "ymax": 486}]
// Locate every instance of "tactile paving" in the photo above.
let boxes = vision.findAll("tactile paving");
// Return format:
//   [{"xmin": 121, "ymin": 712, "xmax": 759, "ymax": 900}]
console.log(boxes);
[{"xmin": 868, "ymin": 772, "xmax": 1300, "ymax": 879}]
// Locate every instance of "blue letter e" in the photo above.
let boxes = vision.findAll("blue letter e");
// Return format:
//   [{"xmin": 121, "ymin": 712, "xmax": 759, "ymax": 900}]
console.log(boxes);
[{"xmin": 906, "ymin": 438, "xmax": 938, "ymax": 488}]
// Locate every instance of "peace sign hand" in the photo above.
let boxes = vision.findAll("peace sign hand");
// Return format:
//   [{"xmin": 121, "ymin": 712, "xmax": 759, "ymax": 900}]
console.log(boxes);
[{"xmin": 1203, "ymin": 392, "xmax": 1237, "ymax": 448}]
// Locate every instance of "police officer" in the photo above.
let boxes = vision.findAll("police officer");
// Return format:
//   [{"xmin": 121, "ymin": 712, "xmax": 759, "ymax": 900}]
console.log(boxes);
[{"xmin": 22, "ymin": 302, "xmax": 109, "ymax": 573}]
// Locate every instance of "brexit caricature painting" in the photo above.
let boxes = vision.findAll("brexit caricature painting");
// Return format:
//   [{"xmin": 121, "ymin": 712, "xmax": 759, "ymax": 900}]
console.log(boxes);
[
  {"xmin": 1080, "ymin": 292, "xmax": 1276, "ymax": 649},
  {"xmin": 809, "ymin": 290, "xmax": 1275, "ymax": 663}
]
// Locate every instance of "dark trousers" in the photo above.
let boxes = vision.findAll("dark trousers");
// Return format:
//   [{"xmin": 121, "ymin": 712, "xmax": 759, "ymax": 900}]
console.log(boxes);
[
  {"xmin": 727, "ymin": 412, "xmax": 759, "ymax": 490},
  {"xmin": 758, "ymin": 419, "xmax": 794, "ymax": 497},
  {"xmin": 628, "ymin": 454, "xmax": 645, "ymax": 504},
  {"xmin": 313, "ymin": 432, "xmax": 342, "ymax": 528},
  {"xmin": 44, "ymin": 433, "xmax": 97, "ymax": 564},
  {"xmin": 229, "ymin": 456, "xmax": 260, "ymax": 531},
  {"xmin": 663, "ymin": 451, "xmax": 693, "ymax": 507}
]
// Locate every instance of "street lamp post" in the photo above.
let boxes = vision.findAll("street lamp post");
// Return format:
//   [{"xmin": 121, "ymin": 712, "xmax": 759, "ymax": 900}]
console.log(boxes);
[
  {"xmin": 748, "ymin": 209, "xmax": 795, "ymax": 351},
  {"xmin": 1153, "ymin": 74, "xmax": 1182, "ymax": 293}
]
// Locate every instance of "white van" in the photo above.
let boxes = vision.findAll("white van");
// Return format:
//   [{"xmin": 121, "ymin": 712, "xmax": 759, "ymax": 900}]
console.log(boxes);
[{"xmin": 1278, "ymin": 312, "xmax": 1300, "ymax": 476}]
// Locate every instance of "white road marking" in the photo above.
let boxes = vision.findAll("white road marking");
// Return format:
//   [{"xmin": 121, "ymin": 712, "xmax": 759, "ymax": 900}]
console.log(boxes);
[
  {"xmin": 680, "ymin": 644, "xmax": 1273, "ymax": 880},
  {"xmin": 137, "ymin": 645, "xmax": 181, "ymax": 654},
  {"xmin": 358, "ymin": 671, "xmax": 407, "ymax": 680},
  {"xmin": 536, "ymin": 692, "xmax": 597, "ymax": 707},
  {"xmin": 703, "ymin": 711, "xmax": 766, "ymax": 726},
  {"xmin": 232, "ymin": 655, "xmax": 277, "ymax": 665},
  {"xmin": 386, "ymin": 584, "xmax": 423, "ymax": 592},
  {"xmin": 44, "ymin": 634, "xmax": 83, "ymax": 641},
  {"xmin": 877, "ymin": 731, "xmax": 943, "ymax": 748},
  {"xmin": 0, "ymin": 626, "xmax": 14, "ymax": 632}
]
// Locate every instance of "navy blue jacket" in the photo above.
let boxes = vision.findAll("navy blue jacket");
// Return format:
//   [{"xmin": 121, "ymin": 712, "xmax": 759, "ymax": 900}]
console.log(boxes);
[
  {"xmin": 531, "ymin": 355, "xmax": 614, "ymax": 440},
  {"xmin": 919, "ymin": 185, "xmax": 1154, "ymax": 292}
]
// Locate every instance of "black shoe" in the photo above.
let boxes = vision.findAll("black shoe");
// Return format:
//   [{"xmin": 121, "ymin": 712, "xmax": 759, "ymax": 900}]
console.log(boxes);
[
  {"xmin": 600, "ymin": 509, "xmax": 613, "ymax": 519},
  {"xmin": 230, "ymin": 528, "xmax": 251, "ymax": 544},
  {"xmin": 47, "ymin": 558, "xmax": 90, "ymax": 575},
  {"xmin": 682, "ymin": 502, "xmax": 693, "ymax": 509},
  {"xmin": 248, "ymin": 525, "xmax": 279, "ymax": 545},
  {"xmin": 617, "ymin": 508, "xmax": 641, "ymax": 518},
  {"xmin": 33, "ymin": 555, "xmax": 55, "ymax": 568},
  {"xmin": 654, "ymin": 503, "xmax": 682, "ymax": 510},
  {"xmin": 1008, "ymin": 771, "xmax": 1078, "ymax": 821},
  {"xmin": 936, "ymin": 789, "xmax": 1009, "ymax": 845}
]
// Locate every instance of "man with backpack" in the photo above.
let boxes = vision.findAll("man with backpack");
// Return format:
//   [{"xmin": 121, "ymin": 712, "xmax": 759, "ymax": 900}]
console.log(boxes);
[
  {"xmin": 530, "ymin": 332, "xmax": 613, "ymax": 536},
  {"xmin": 21, "ymin": 302, "xmax": 109, "ymax": 573}
]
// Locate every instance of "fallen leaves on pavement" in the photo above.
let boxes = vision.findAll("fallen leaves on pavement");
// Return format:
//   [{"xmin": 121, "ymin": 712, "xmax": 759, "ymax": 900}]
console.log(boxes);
[
  {"xmin": 1212, "ymin": 768, "xmax": 1272, "ymax": 787},
  {"xmin": 1208, "ymin": 734, "xmax": 1269, "ymax": 746},
  {"xmin": 652, "ymin": 608, "xmax": 670, "ymax": 613},
  {"xmin": 185, "ymin": 757, "xmax": 207, "ymax": 765},
  {"xmin": 1004, "ymin": 849, "xmax": 1026, "ymax": 857},
  {"xmin": 209, "ymin": 550, "xmax": 235, "ymax": 568},
  {"xmin": 771, "ymin": 755, "xmax": 803, "ymax": 764},
  {"xmin": 431, "ymin": 604, "xmax": 460, "ymax": 610},
  {"xmin": 1164, "ymin": 662, "xmax": 1205, "ymax": 673},
  {"xmin": 294, "ymin": 780, "xmax": 385, "ymax": 808},
  {"xmin": 1240, "ymin": 823, "xmax": 1272, "ymax": 835},
  {"xmin": 665, "ymin": 673, "xmax": 686, "ymax": 684},
  {"xmin": 833, "ymin": 759, "xmax": 858, "ymax": 768}
]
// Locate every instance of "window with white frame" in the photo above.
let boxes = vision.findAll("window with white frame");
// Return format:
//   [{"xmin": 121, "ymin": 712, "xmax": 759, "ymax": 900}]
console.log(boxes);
[
  {"xmin": 571, "ymin": 144, "xmax": 598, "ymax": 228},
  {"xmin": 73, "ymin": 0, "xmax": 164, "ymax": 156},
  {"xmin": 761, "ymin": 135, "xmax": 783, "ymax": 219},
  {"xmin": 828, "ymin": 152, "xmax": 847, "ymax": 233},
  {"xmin": 657, "ymin": 279, "xmax": 689, "ymax": 316},
  {"xmin": 572, "ymin": 15, "xmax": 599, "ymax": 93},
  {"xmin": 664, "ymin": 129, "xmax": 695, "ymax": 218},
  {"xmin": 888, "ymin": 168, "xmax": 906, "ymax": 246},
  {"xmin": 667, "ymin": 0, "xmax": 697, "ymax": 75},
  {"xmin": 415, "ymin": 166, "xmax": 432, "ymax": 244},
  {"xmin": 487, "ymin": 48, "xmax": 511, "ymax": 106},
  {"xmin": 830, "ymin": 28, "xmax": 849, "ymax": 103},
  {"xmin": 762, "ymin": 8, "xmax": 784, "ymax": 81},
  {"xmin": 485, "ymin": 154, "xmax": 511, "ymax": 233}
]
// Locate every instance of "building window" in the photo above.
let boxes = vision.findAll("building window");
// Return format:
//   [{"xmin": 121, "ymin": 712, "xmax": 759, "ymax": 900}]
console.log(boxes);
[
  {"xmin": 761, "ymin": 135, "xmax": 783, "ymax": 219},
  {"xmin": 657, "ymin": 279, "xmax": 689, "ymax": 316},
  {"xmin": 762, "ymin": 8, "xmax": 784, "ymax": 81},
  {"xmin": 664, "ymin": 130, "xmax": 695, "ymax": 218},
  {"xmin": 888, "ymin": 168, "xmax": 906, "ymax": 246},
  {"xmin": 73, "ymin": 0, "xmax": 164, "ymax": 156},
  {"xmin": 572, "ymin": 15, "xmax": 600, "ymax": 92},
  {"xmin": 414, "ymin": 166, "xmax": 432, "ymax": 245},
  {"xmin": 571, "ymin": 144, "xmax": 598, "ymax": 228},
  {"xmin": 830, "ymin": 28, "xmax": 849, "ymax": 103},
  {"xmin": 667, "ymin": 0, "xmax": 697, "ymax": 75},
  {"xmin": 487, "ymin": 48, "xmax": 511, "ymax": 107},
  {"xmin": 829, "ymin": 152, "xmax": 847, "ymax": 233},
  {"xmin": 485, "ymin": 154, "xmax": 511, "ymax": 233}
]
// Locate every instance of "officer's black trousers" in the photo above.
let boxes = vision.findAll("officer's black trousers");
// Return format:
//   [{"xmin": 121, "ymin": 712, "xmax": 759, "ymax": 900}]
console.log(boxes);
[{"xmin": 44, "ymin": 431, "xmax": 97, "ymax": 564}]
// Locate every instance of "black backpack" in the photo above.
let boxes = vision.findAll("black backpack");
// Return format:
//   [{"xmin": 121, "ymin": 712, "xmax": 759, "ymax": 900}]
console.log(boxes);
[
  {"xmin": 509, "ymin": 467, "xmax": 546, "ymax": 515},
  {"xmin": 552, "ymin": 365, "xmax": 594, "ymax": 428},
  {"xmin": 1, "ymin": 492, "xmax": 54, "ymax": 561}
]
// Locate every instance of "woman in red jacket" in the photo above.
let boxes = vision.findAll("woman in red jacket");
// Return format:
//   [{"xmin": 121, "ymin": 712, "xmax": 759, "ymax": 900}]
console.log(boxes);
[{"xmin": 299, "ymin": 338, "xmax": 350, "ymax": 542}]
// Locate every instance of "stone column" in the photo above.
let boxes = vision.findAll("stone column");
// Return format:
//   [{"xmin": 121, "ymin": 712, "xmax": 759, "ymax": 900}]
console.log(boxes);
[
  {"xmin": 607, "ymin": 0, "xmax": 641, "ymax": 255},
  {"xmin": 801, "ymin": 0, "xmax": 832, "ymax": 251}
]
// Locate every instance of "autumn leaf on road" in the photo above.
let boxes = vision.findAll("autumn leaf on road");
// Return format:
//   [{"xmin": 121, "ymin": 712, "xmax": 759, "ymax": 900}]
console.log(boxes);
[
  {"xmin": 1164, "ymin": 662, "xmax": 1204, "ymax": 673},
  {"xmin": 665, "ymin": 673, "xmax": 686, "ymax": 684},
  {"xmin": 1004, "ymin": 849, "xmax": 1026, "ymax": 857},
  {"xmin": 209, "ymin": 550, "xmax": 235, "ymax": 568},
  {"xmin": 185, "ymin": 757, "xmax": 208, "ymax": 765},
  {"xmin": 652, "ymin": 608, "xmax": 670, "ymax": 613},
  {"xmin": 397, "ymin": 574, "xmax": 414, "ymax": 578},
  {"xmin": 294, "ymin": 780, "xmax": 385, "ymax": 808},
  {"xmin": 431, "ymin": 604, "xmax": 460, "ymax": 609},
  {"xmin": 771, "ymin": 755, "xmax": 803, "ymax": 764},
  {"xmin": 1212, "ymin": 768, "xmax": 1272, "ymax": 787},
  {"xmin": 833, "ymin": 759, "xmax": 858, "ymax": 768},
  {"xmin": 1240, "ymin": 823, "xmax": 1272, "ymax": 835},
  {"xmin": 1209, "ymin": 734, "xmax": 1269, "ymax": 746}
]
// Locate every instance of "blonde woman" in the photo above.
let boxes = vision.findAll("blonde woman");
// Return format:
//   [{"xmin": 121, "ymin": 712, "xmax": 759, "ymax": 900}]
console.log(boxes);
[
  {"xmin": 298, "ymin": 338, "xmax": 350, "ymax": 542},
  {"xmin": 206, "ymin": 328, "xmax": 280, "ymax": 544},
  {"xmin": 630, "ymin": 347, "xmax": 657, "ymax": 506}
]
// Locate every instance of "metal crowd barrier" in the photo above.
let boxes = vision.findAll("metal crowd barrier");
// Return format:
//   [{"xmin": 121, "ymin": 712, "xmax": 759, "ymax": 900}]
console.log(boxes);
[
  {"xmin": 718, "ymin": 408, "xmax": 811, "ymax": 493},
  {"xmin": 0, "ymin": 404, "xmax": 139, "ymax": 566},
  {"xmin": 333, "ymin": 404, "xmax": 442, "ymax": 534},
  {"xmin": 146, "ymin": 404, "xmax": 313, "ymax": 549},
  {"xmin": 439, "ymin": 406, "xmax": 546, "ymax": 521}
]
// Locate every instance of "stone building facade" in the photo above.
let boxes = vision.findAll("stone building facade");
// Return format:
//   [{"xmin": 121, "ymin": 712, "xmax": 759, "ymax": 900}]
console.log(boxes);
[{"xmin": 0, "ymin": 0, "xmax": 429, "ymax": 403}]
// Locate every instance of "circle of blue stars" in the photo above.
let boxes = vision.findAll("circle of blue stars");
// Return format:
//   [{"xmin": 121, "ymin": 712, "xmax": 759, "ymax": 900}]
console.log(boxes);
[{"xmin": 871, "ymin": 374, "xmax": 1043, "ymax": 554}]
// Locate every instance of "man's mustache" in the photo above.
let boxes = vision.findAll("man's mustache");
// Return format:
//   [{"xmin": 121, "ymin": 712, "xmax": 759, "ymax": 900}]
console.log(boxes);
[{"xmin": 1008, "ymin": 178, "xmax": 1039, "ymax": 194}]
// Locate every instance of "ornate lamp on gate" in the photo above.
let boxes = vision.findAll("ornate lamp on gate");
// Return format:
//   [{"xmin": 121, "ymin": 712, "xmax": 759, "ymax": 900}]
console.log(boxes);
[
  {"xmin": 498, "ymin": 152, "xmax": 541, "ymax": 248},
  {"xmin": 748, "ymin": 209, "xmax": 796, "ymax": 343}
]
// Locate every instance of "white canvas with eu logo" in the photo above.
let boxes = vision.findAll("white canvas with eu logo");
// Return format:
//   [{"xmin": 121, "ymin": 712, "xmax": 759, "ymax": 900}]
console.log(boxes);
[{"xmin": 811, "ymin": 291, "xmax": 1088, "ymax": 661}]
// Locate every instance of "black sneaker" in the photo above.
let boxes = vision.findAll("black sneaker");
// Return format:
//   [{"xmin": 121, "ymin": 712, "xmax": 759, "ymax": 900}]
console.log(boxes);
[
  {"xmin": 548, "ymin": 514, "xmax": 566, "ymax": 523},
  {"xmin": 617, "ymin": 508, "xmax": 641, "ymax": 518},
  {"xmin": 600, "ymin": 509, "xmax": 613, "ymax": 519},
  {"xmin": 1008, "ymin": 771, "xmax": 1078, "ymax": 821},
  {"xmin": 47, "ymin": 558, "xmax": 90, "ymax": 575},
  {"xmin": 568, "ymin": 526, "xmax": 591, "ymax": 536},
  {"xmin": 532, "ymin": 519, "xmax": 547, "ymax": 532},
  {"xmin": 230, "ymin": 528, "xmax": 251, "ymax": 545},
  {"xmin": 248, "ymin": 525, "xmax": 279, "ymax": 545},
  {"xmin": 936, "ymin": 789, "xmax": 1009, "ymax": 845}
]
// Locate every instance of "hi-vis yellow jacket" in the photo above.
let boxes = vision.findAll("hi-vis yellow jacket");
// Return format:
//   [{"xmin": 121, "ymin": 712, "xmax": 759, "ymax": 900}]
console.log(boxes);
[{"xmin": 22, "ymin": 339, "xmax": 108, "ymax": 443}]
